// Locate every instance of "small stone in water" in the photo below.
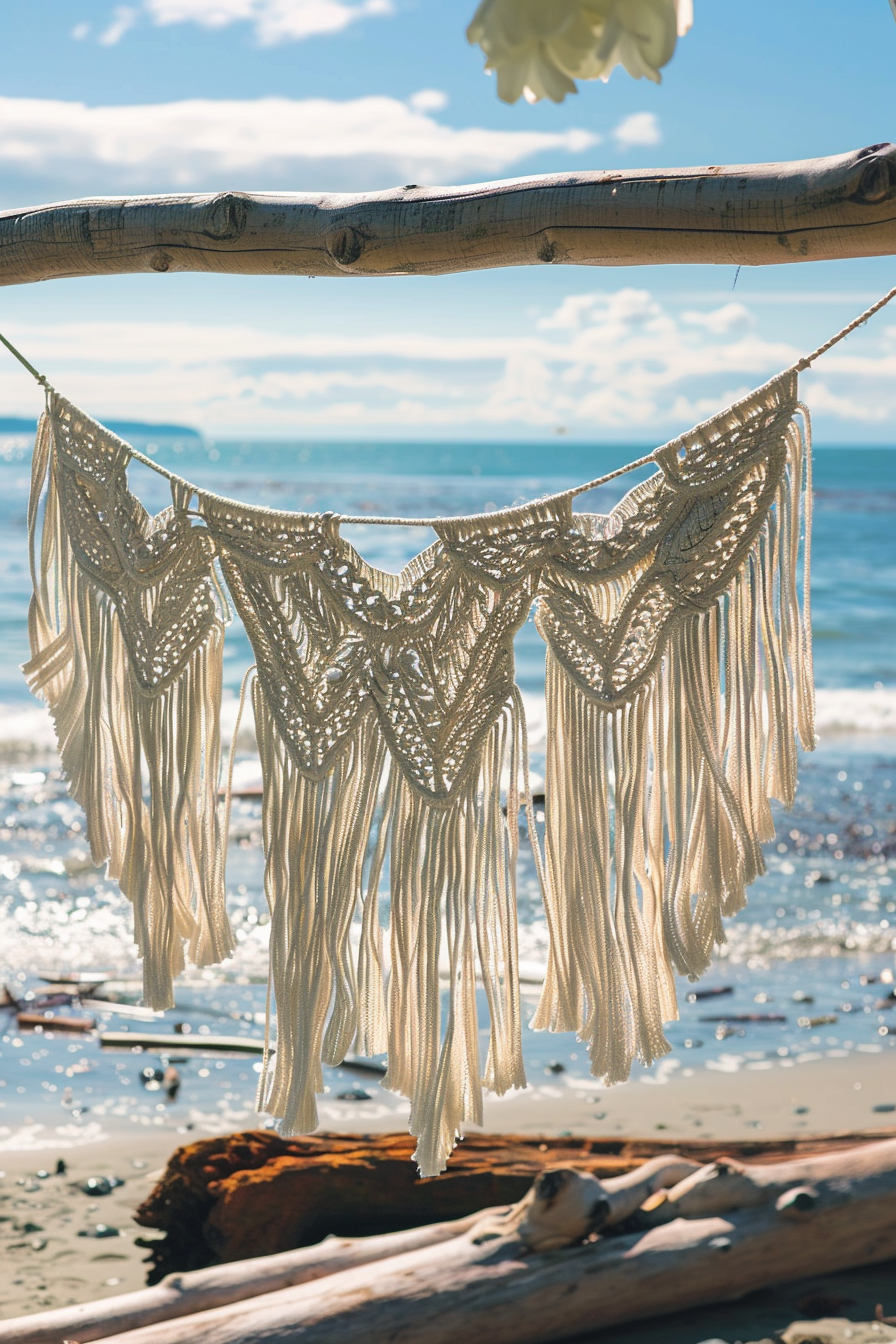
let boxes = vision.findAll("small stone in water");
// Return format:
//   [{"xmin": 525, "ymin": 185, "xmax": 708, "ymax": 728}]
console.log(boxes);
[
  {"xmin": 544, "ymin": 1061, "xmax": 565, "ymax": 1074},
  {"xmin": 872, "ymin": 1102, "xmax": 896, "ymax": 1113},
  {"xmin": 77, "ymin": 1224, "xmax": 120, "ymax": 1239},
  {"xmin": 79, "ymin": 1175, "xmax": 123, "ymax": 1196},
  {"xmin": 336, "ymin": 1089, "xmax": 372, "ymax": 1102}
]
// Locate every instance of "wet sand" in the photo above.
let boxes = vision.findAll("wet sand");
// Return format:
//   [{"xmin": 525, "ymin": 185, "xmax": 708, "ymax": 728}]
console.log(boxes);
[
  {"xmin": 0, "ymin": 1128, "xmax": 178, "ymax": 1322},
  {"xmin": 1, "ymin": 1048, "xmax": 895, "ymax": 1331}
]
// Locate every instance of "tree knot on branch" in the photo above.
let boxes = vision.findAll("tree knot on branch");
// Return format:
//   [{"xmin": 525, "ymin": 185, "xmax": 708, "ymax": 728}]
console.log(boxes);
[
  {"xmin": 201, "ymin": 193, "xmax": 250, "ymax": 242},
  {"xmin": 851, "ymin": 146, "xmax": 896, "ymax": 206},
  {"xmin": 326, "ymin": 226, "xmax": 367, "ymax": 268}
]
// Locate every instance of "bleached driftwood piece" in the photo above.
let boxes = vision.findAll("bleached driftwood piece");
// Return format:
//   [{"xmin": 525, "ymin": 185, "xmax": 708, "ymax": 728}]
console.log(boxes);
[
  {"xmin": 463, "ymin": 1154, "xmax": 701, "ymax": 1250},
  {"xmin": 1, "ymin": 144, "xmax": 894, "ymax": 288},
  {"xmin": 635, "ymin": 1147, "xmax": 875, "ymax": 1223},
  {"xmin": 0, "ymin": 1157, "xmax": 698, "ymax": 1344},
  {"xmin": 0, "ymin": 1211, "xmax": 492, "ymax": 1344},
  {"xmin": 66, "ymin": 1140, "xmax": 896, "ymax": 1344}
]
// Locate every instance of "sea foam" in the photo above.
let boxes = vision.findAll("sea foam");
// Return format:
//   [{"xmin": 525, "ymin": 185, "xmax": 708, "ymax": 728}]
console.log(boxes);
[{"xmin": 0, "ymin": 686, "xmax": 893, "ymax": 763}]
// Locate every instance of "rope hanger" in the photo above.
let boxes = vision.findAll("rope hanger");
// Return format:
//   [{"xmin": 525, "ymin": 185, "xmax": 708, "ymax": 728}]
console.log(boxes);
[{"xmin": 2, "ymin": 284, "xmax": 895, "ymax": 529}]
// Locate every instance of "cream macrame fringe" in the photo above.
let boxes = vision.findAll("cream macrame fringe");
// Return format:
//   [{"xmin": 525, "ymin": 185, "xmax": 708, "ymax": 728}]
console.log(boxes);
[
  {"xmin": 21, "ymin": 373, "xmax": 815, "ymax": 1176},
  {"xmin": 24, "ymin": 405, "xmax": 233, "ymax": 1010},
  {"xmin": 252, "ymin": 684, "xmax": 527, "ymax": 1176},
  {"xmin": 532, "ymin": 406, "xmax": 814, "ymax": 1084}
]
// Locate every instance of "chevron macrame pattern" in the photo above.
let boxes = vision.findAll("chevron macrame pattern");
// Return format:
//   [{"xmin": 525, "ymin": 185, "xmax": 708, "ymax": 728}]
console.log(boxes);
[{"xmin": 25, "ymin": 373, "xmax": 814, "ymax": 1174}]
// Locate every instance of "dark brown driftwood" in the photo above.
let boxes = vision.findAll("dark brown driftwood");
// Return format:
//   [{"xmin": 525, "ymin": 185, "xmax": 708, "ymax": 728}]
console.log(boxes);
[
  {"xmin": 46, "ymin": 1139, "xmax": 896, "ymax": 1344},
  {"xmin": 132, "ymin": 1128, "xmax": 896, "ymax": 1279},
  {"xmin": 1, "ymin": 144, "xmax": 895, "ymax": 287}
]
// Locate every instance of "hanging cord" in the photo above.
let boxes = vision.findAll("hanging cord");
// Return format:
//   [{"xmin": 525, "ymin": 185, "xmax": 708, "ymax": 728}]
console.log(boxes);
[
  {"xmin": 0, "ymin": 329, "xmax": 52, "ymax": 390},
  {"xmin": 2, "ymin": 282, "xmax": 895, "ymax": 527},
  {"xmin": 792, "ymin": 284, "xmax": 896, "ymax": 372}
]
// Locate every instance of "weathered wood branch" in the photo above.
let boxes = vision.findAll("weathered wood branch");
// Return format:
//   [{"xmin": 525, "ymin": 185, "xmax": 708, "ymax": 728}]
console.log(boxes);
[
  {"xmin": 0, "ymin": 1156, "xmax": 701, "ymax": 1344},
  {"xmin": 0, "ymin": 1207, "xmax": 505, "ymax": 1344},
  {"xmin": 2, "ymin": 144, "xmax": 895, "ymax": 287},
  {"xmin": 42, "ymin": 1139, "xmax": 896, "ymax": 1344}
]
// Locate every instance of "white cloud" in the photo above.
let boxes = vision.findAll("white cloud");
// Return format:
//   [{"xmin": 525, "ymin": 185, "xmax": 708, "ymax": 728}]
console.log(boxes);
[
  {"xmin": 409, "ymin": 89, "xmax": 449, "ymax": 114},
  {"xmin": 682, "ymin": 302, "xmax": 752, "ymax": 335},
  {"xmin": 538, "ymin": 289, "xmax": 662, "ymax": 332},
  {"xmin": 0, "ymin": 293, "xmax": 795, "ymax": 432},
  {"xmin": 0, "ymin": 94, "xmax": 599, "ymax": 189},
  {"xmin": 669, "ymin": 387, "xmax": 753, "ymax": 423},
  {"xmin": 99, "ymin": 5, "xmax": 138, "ymax": 44},
  {"xmin": 145, "ymin": 0, "xmax": 255, "ymax": 23},
  {"xmin": 142, "ymin": 0, "xmax": 393, "ymax": 44},
  {"xmin": 71, "ymin": 21, "xmax": 91, "ymax": 39},
  {"xmin": 799, "ymin": 379, "xmax": 893, "ymax": 423},
  {"xmin": 611, "ymin": 112, "xmax": 660, "ymax": 150},
  {"xmin": 810, "ymin": 352, "xmax": 896, "ymax": 378},
  {"xmin": 5, "ymin": 287, "xmax": 889, "ymax": 436},
  {"xmin": 537, "ymin": 294, "xmax": 602, "ymax": 331}
]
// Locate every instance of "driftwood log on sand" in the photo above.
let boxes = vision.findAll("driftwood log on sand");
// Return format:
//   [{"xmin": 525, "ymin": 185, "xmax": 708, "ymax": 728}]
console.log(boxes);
[
  {"xmin": 8, "ymin": 1139, "xmax": 896, "ymax": 1344},
  {"xmin": 0, "ymin": 1156, "xmax": 698, "ymax": 1344},
  {"xmin": 128, "ymin": 1128, "xmax": 896, "ymax": 1277}
]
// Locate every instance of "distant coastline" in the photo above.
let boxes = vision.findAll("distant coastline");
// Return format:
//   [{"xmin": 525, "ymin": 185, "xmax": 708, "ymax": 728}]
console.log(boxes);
[{"xmin": 0, "ymin": 415, "xmax": 203, "ymax": 440}]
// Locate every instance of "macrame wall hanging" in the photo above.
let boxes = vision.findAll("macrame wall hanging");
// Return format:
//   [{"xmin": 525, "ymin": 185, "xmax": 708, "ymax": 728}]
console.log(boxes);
[{"xmin": 3, "ymin": 290, "xmax": 893, "ymax": 1176}]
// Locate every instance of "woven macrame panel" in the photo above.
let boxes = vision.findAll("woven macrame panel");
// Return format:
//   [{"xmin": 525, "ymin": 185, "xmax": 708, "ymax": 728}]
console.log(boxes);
[
  {"xmin": 25, "ymin": 397, "xmax": 232, "ymax": 1012},
  {"xmin": 24, "ymin": 372, "xmax": 815, "ymax": 1175},
  {"xmin": 531, "ymin": 374, "xmax": 815, "ymax": 1086}
]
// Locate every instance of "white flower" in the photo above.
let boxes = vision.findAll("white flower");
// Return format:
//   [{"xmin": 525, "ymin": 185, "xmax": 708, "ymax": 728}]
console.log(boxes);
[{"xmin": 466, "ymin": 0, "xmax": 693, "ymax": 104}]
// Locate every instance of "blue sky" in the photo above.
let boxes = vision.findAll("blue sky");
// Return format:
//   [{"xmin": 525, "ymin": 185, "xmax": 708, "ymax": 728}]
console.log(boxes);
[{"xmin": 1, "ymin": 0, "xmax": 895, "ymax": 441}]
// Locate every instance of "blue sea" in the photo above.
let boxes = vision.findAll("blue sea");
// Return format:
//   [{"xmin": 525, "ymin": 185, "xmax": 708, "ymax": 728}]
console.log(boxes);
[{"xmin": 0, "ymin": 431, "xmax": 893, "ymax": 1143}]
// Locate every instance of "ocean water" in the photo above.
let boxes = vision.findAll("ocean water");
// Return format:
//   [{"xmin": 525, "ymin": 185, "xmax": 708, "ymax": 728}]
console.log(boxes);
[{"xmin": 0, "ymin": 432, "xmax": 893, "ymax": 1141}]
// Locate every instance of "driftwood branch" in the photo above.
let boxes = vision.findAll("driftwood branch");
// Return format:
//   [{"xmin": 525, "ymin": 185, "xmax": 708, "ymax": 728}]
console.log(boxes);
[
  {"xmin": 0, "ymin": 1206, "xmax": 505, "ymax": 1344},
  {"xmin": 0, "ymin": 1156, "xmax": 699, "ymax": 1344},
  {"xmin": 11, "ymin": 1141, "xmax": 896, "ymax": 1344},
  {"xmin": 85, "ymin": 1139, "xmax": 896, "ymax": 1344},
  {"xmin": 1, "ymin": 144, "xmax": 895, "ymax": 287}
]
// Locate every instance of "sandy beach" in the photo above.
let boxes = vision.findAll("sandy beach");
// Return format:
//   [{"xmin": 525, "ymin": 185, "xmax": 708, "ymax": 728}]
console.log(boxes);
[{"xmin": 1, "ymin": 1046, "xmax": 895, "ymax": 1335}]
